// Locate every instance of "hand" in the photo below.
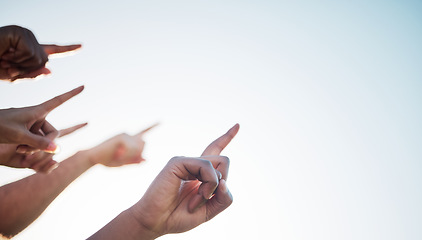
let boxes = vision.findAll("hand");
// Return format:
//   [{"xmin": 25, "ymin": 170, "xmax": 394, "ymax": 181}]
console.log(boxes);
[
  {"xmin": 88, "ymin": 123, "xmax": 158, "ymax": 167},
  {"xmin": 0, "ymin": 86, "xmax": 84, "ymax": 152},
  {"xmin": 0, "ymin": 25, "xmax": 81, "ymax": 81},
  {"xmin": 15, "ymin": 122, "xmax": 88, "ymax": 154},
  {"xmin": 129, "ymin": 124, "xmax": 239, "ymax": 237},
  {"xmin": 0, "ymin": 123, "xmax": 87, "ymax": 173}
]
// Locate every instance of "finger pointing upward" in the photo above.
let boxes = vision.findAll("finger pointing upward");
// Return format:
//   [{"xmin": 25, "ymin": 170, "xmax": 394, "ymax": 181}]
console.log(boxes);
[
  {"xmin": 58, "ymin": 122, "xmax": 88, "ymax": 138},
  {"xmin": 37, "ymin": 86, "xmax": 84, "ymax": 115},
  {"xmin": 135, "ymin": 123, "xmax": 159, "ymax": 138},
  {"xmin": 201, "ymin": 123, "xmax": 240, "ymax": 156}
]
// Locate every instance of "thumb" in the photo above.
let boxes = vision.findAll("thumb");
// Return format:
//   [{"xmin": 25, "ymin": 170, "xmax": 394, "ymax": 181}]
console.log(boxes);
[{"xmin": 23, "ymin": 132, "xmax": 57, "ymax": 152}]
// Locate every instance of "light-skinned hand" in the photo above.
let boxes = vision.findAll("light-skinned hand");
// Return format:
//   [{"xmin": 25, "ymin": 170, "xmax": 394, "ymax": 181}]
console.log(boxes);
[
  {"xmin": 0, "ymin": 25, "xmax": 81, "ymax": 81},
  {"xmin": 129, "ymin": 123, "xmax": 239, "ymax": 237},
  {"xmin": 88, "ymin": 123, "xmax": 159, "ymax": 167},
  {"xmin": 0, "ymin": 123, "xmax": 87, "ymax": 173},
  {"xmin": 0, "ymin": 86, "xmax": 84, "ymax": 152}
]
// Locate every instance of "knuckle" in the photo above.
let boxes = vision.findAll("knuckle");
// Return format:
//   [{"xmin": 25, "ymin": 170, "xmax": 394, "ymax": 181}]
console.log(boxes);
[
  {"xmin": 209, "ymin": 178, "xmax": 219, "ymax": 186},
  {"xmin": 117, "ymin": 133, "xmax": 129, "ymax": 139},
  {"xmin": 227, "ymin": 196, "xmax": 234, "ymax": 206},
  {"xmin": 13, "ymin": 25, "xmax": 29, "ymax": 36},
  {"xmin": 40, "ymin": 54, "xmax": 48, "ymax": 65},
  {"xmin": 27, "ymin": 48, "xmax": 35, "ymax": 58},
  {"xmin": 201, "ymin": 159, "xmax": 214, "ymax": 168},
  {"xmin": 169, "ymin": 156, "xmax": 181, "ymax": 164},
  {"xmin": 8, "ymin": 25, "xmax": 22, "ymax": 30},
  {"xmin": 21, "ymin": 26, "xmax": 31, "ymax": 34},
  {"xmin": 14, "ymin": 131, "xmax": 26, "ymax": 142},
  {"xmin": 220, "ymin": 156, "xmax": 230, "ymax": 165},
  {"xmin": 168, "ymin": 156, "xmax": 188, "ymax": 167},
  {"xmin": 32, "ymin": 111, "xmax": 44, "ymax": 121},
  {"xmin": 37, "ymin": 57, "xmax": 43, "ymax": 65}
]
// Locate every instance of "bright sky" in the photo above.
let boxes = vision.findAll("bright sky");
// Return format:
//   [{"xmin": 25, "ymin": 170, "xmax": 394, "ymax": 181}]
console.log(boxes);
[{"xmin": 1, "ymin": 0, "xmax": 422, "ymax": 239}]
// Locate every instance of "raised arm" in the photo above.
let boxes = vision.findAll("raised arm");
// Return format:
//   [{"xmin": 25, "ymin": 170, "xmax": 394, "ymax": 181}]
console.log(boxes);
[
  {"xmin": 89, "ymin": 124, "xmax": 239, "ymax": 240},
  {"xmin": 0, "ymin": 124, "xmax": 156, "ymax": 238}
]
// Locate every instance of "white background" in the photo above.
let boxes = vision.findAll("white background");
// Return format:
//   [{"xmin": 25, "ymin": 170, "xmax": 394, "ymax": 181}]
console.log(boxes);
[{"xmin": 1, "ymin": 1, "xmax": 422, "ymax": 239}]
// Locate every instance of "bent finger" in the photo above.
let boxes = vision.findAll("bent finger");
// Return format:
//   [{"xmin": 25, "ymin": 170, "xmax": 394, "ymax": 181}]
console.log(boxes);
[
  {"xmin": 16, "ymin": 121, "xmax": 56, "ymax": 154},
  {"xmin": 1, "ymin": 49, "xmax": 34, "ymax": 63},
  {"xmin": 41, "ymin": 120, "xmax": 59, "ymax": 140},
  {"xmin": 169, "ymin": 157, "xmax": 220, "ymax": 213},
  {"xmin": 205, "ymin": 179, "xmax": 233, "ymax": 221},
  {"xmin": 21, "ymin": 130, "xmax": 56, "ymax": 152},
  {"xmin": 201, "ymin": 155, "xmax": 230, "ymax": 181},
  {"xmin": 10, "ymin": 67, "xmax": 51, "ymax": 81},
  {"xmin": 16, "ymin": 145, "xmax": 39, "ymax": 155},
  {"xmin": 38, "ymin": 159, "xmax": 59, "ymax": 174},
  {"xmin": 31, "ymin": 156, "xmax": 56, "ymax": 173},
  {"xmin": 21, "ymin": 151, "xmax": 52, "ymax": 169}
]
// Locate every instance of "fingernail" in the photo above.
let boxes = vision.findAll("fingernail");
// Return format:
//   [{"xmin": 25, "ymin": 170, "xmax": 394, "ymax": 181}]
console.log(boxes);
[
  {"xmin": 16, "ymin": 148, "xmax": 26, "ymax": 154},
  {"xmin": 25, "ymin": 150, "xmax": 36, "ymax": 155},
  {"xmin": 9, "ymin": 70, "xmax": 20, "ymax": 78},
  {"xmin": 44, "ymin": 143, "xmax": 59, "ymax": 153},
  {"xmin": 46, "ymin": 142, "xmax": 57, "ymax": 151}
]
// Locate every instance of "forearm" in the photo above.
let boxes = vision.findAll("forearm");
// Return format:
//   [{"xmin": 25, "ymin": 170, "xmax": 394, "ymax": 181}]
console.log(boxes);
[
  {"xmin": 88, "ymin": 208, "xmax": 160, "ymax": 240},
  {"xmin": 0, "ymin": 150, "xmax": 95, "ymax": 237}
]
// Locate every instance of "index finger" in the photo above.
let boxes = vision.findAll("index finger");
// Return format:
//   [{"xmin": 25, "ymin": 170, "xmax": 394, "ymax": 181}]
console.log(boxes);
[
  {"xmin": 40, "ymin": 120, "xmax": 59, "ymax": 140},
  {"xmin": 38, "ymin": 85, "xmax": 84, "ymax": 114},
  {"xmin": 42, "ymin": 44, "xmax": 82, "ymax": 55},
  {"xmin": 201, "ymin": 123, "xmax": 240, "ymax": 156},
  {"xmin": 135, "ymin": 123, "xmax": 159, "ymax": 138},
  {"xmin": 58, "ymin": 122, "xmax": 88, "ymax": 138}
]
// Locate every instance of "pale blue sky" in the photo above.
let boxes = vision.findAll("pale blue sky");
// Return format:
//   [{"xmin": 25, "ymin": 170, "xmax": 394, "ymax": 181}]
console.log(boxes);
[{"xmin": 1, "ymin": 1, "xmax": 422, "ymax": 239}]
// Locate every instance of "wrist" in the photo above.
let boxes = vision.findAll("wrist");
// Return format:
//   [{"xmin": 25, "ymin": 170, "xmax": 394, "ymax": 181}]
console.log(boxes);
[
  {"xmin": 126, "ymin": 208, "xmax": 162, "ymax": 240},
  {"xmin": 88, "ymin": 208, "xmax": 161, "ymax": 240},
  {"xmin": 84, "ymin": 140, "xmax": 114, "ymax": 166},
  {"xmin": 76, "ymin": 149, "xmax": 98, "ymax": 168}
]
